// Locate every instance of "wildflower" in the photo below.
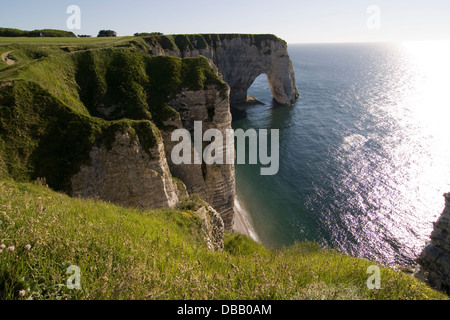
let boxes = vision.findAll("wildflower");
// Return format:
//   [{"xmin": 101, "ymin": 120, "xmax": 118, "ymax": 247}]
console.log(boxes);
[
  {"xmin": 7, "ymin": 246, "xmax": 14, "ymax": 252},
  {"xmin": 18, "ymin": 290, "xmax": 25, "ymax": 297},
  {"xmin": 1, "ymin": 211, "xmax": 6, "ymax": 216},
  {"xmin": 24, "ymin": 244, "xmax": 31, "ymax": 251},
  {"xmin": 0, "ymin": 244, "xmax": 5, "ymax": 249}
]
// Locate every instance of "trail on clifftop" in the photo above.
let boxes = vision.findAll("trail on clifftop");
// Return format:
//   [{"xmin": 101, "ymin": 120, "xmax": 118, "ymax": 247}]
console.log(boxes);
[{"xmin": 1, "ymin": 51, "xmax": 15, "ymax": 65}]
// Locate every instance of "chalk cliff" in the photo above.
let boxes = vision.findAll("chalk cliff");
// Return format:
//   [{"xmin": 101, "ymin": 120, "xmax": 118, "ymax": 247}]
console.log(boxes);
[
  {"xmin": 417, "ymin": 193, "xmax": 450, "ymax": 294},
  {"xmin": 162, "ymin": 86, "xmax": 235, "ymax": 229},
  {"xmin": 143, "ymin": 34, "xmax": 299, "ymax": 106},
  {"xmin": 71, "ymin": 130, "xmax": 180, "ymax": 210}
]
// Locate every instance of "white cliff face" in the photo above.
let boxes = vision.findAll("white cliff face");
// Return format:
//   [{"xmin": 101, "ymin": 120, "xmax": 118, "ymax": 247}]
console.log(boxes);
[
  {"xmin": 162, "ymin": 85, "xmax": 235, "ymax": 229},
  {"xmin": 71, "ymin": 131, "xmax": 179, "ymax": 210},
  {"xmin": 145, "ymin": 34, "xmax": 299, "ymax": 106},
  {"xmin": 417, "ymin": 193, "xmax": 450, "ymax": 294}
]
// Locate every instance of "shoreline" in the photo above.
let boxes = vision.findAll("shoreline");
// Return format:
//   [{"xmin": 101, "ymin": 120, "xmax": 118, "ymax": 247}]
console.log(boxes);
[{"xmin": 232, "ymin": 197, "xmax": 260, "ymax": 243}]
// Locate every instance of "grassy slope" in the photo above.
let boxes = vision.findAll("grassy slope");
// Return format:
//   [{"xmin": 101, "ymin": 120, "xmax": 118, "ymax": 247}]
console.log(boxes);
[{"xmin": 0, "ymin": 180, "xmax": 447, "ymax": 300}]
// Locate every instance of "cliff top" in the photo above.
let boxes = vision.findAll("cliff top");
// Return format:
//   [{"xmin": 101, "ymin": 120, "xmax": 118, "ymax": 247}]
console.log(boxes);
[{"xmin": 142, "ymin": 33, "xmax": 287, "ymax": 51}]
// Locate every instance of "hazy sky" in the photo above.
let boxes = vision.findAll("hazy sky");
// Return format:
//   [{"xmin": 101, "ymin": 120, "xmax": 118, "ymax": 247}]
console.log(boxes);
[{"xmin": 1, "ymin": 0, "xmax": 449, "ymax": 43}]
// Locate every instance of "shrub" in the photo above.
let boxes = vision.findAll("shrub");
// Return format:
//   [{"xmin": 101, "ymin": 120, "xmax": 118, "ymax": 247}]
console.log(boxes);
[
  {"xmin": 97, "ymin": 30, "xmax": 117, "ymax": 37},
  {"xmin": 0, "ymin": 28, "xmax": 76, "ymax": 38},
  {"xmin": 134, "ymin": 32, "xmax": 164, "ymax": 37}
]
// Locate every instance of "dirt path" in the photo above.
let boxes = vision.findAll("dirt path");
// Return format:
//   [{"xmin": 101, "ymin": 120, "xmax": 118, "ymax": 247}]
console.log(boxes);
[{"xmin": 1, "ymin": 51, "xmax": 15, "ymax": 65}]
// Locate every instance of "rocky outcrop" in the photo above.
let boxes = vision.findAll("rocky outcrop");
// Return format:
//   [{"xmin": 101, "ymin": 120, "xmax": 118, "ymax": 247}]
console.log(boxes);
[
  {"xmin": 417, "ymin": 193, "xmax": 450, "ymax": 294},
  {"xmin": 71, "ymin": 130, "xmax": 179, "ymax": 210},
  {"xmin": 196, "ymin": 204, "xmax": 225, "ymax": 251},
  {"xmin": 143, "ymin": 34, "xmax": 299, "ymax": 106},
  {"xmin": 162, "ymin": 85, "xmax": 235, "ymax": 229}
]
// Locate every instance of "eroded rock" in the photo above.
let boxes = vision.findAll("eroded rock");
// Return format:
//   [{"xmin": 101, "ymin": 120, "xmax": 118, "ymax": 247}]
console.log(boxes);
[
  {"xmin": 417, "ymin": 193, "xmax": 450, "ymax": 294},
  {"xmin": 71, "ymin": 131, "xmax": 179, "ymax": 210},
  {"xmin": 145, "ymin": 34, "xmax": 299, "ymax": 106}
]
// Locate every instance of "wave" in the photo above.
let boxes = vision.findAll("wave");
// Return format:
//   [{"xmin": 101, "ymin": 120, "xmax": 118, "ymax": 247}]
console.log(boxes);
[{"xmin": 234, "ymin": 197, "xmax": 260, "ymax": 243}]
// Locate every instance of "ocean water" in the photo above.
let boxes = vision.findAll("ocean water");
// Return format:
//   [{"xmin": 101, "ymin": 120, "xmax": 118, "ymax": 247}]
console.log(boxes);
[{"xmin": 232, "ymin": 41, "xmax": 450, "ymax": 266}]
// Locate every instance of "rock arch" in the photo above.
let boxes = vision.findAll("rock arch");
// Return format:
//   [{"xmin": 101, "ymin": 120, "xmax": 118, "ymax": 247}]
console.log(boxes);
[{"xmin": 144, "ymin": 34, "xmax": 299, "ymax": 106}]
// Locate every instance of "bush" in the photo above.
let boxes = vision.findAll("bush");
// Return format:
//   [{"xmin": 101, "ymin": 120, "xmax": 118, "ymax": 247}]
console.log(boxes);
[
  {"xmin": 0, "ymin": 28, "xmax": 76, "ymax": 37},
  {"xmin": 134, "ymin": 32, "xmax": 163, "ymax": 37},
  {"xmin": 97, "ymin": 30, "xmax": 117, "ymax": 37},
  {"xmin": 177, "ymin": 194, "xmax": 205, "ymax": 211}
]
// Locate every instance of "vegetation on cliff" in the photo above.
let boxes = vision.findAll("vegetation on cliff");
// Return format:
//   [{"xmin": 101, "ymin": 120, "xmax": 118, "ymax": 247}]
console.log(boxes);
[
  {"xmin": 0, "ymin": 180, "xmax": 447, "ymax": 300},
  {"xmin": 141, "ymin": 33, "xmax": 286, "ymax": 53}
]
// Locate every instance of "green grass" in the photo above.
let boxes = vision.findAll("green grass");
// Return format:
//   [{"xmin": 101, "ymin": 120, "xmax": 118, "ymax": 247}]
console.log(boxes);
[
  {"xmin": 0, "ymin": 36, "xmax": 132, "ymax": 47},
  {"xmin": 0, "ymin": 180, "xmax": 447, "ymax": 300},
  {"xmin": 0, "ymin": 36, "xmax": 135, "ymax": 75}
]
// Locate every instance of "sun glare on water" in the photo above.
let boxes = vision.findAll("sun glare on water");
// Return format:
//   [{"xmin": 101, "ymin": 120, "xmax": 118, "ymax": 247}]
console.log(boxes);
[
  {"xmin": 400, "ymin": 40, "xmax": 450, "ymax": 133},
  {"xmin": 385, "ymin": 40, "xmax": 450, "ymax": 253},
  {"xmin": 331, "ymin": 40, "xmax": 450, "ymax": 264}
]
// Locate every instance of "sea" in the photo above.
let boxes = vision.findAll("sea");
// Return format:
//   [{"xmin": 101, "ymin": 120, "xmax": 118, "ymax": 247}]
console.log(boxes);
[{"xmin": 232, "ymin": 41, "xmax": 450, "ymax": 266}]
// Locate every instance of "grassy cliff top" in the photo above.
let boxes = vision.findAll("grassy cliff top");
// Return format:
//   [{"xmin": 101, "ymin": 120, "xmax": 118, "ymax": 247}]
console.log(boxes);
[
  {"xmin": 0, "ymin": 179, "xmax": 447, "ymax": 300},
  {"xmin": 0, "ymin": 33, "xmax": 286, "ymax": 71}
]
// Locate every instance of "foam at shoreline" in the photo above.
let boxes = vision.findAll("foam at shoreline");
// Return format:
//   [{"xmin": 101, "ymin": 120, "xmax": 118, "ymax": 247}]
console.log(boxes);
[{"xmin": 233, "ymin": 197, "xmax": 260, "ymax": 243}]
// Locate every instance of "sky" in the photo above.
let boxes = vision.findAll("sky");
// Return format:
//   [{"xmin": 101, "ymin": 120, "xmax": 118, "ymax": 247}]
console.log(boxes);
[{"xmin": 0, "ymin": 0, "xmax": 449, "ymax": 43}]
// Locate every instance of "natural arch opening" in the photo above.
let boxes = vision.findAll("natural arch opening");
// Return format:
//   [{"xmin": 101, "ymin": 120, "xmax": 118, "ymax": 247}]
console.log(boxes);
[{"xmin": 246, "ymin": 73, "xmax": 271, "ymax": 105}]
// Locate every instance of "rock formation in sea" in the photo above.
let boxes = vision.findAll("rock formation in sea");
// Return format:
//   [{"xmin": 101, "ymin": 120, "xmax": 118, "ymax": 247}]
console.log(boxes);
[
  {"xmin": 142, "ymin": 34, "xmax": 299, "ymax": 106},
  {"xmin": 417, "ymin": 193, "xmax": 450, "ymax": 294}
]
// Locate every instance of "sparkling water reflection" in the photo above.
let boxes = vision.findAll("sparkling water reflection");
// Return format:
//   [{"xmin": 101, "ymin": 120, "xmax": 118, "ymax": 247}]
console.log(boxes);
[{"xmin": 233, "ymin": 42, "xmax": 450, "ymax": 266}]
